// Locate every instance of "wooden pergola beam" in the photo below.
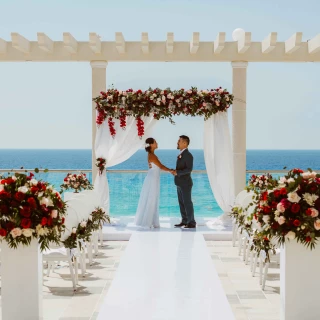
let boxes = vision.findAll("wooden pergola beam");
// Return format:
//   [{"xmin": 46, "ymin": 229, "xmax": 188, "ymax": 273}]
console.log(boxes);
[
  {"xmin": 115, "ymin": 32, "xmax": 125, "ymax": 54},
  {"xmin": 190, "ymin": 32, "xmax": 199, "ymax": 54},
  {"xmin": 89, "ymin": 33, "xmax": 101, "ymax": 54},
  {"xmin": 237, "ymin": 32, "xmax": 251, "ymax": 54},
  {"xmin": 11, "ymin": 33, "xmax": 30, "ymax": 53},
  {"xmin": 63, "ymin": 32, "xmax": 78, "ymax": 54},
  {"xmin": 285, "ymin": 32, "xmax": 302, "ymax": 54},
  {"xmin": 262, "ymin": 32, "xmax": 277, "ymax": 54},
  {"xmin": 37, "ymin": 33, "xmax": 53, "ymax": 53},
  {"xmin": 141, "ymin": 32, "xmax": 149, "ymax": 54}
]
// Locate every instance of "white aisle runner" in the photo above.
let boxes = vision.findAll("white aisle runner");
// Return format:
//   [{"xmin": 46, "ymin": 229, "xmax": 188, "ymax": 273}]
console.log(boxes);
[{"xmin": 97, "ymin": 232, "xmax": 234, "ymax": 320}]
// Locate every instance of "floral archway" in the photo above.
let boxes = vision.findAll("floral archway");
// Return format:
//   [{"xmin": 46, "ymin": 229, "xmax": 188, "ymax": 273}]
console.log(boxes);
[{"xmin": 93, "ymin": 87, "xmax": 234, "ymax": 222}]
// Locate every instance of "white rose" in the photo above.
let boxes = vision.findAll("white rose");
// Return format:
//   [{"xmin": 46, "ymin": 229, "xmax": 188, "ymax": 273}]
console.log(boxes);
[
  {"xmin": 302, "ymin": 172, "xmax": 312, "ymax": 180},
  {"xmin": 262, "ymin": 215, "xmax": 270, "ymax": 223},
  {"xmin": 18, "ymin": 186, "xmax": 28, "ymax": 194},
  {"xmin": 156, "ymin": 101, "xmax": 161, "ymax": 105},
  {"xmin": 12, "ymin": 176, "xmax": 17, "ymax": 181},
  {"xmin": 286, "ymin": 231, "xmax": 296, "ymax": 240},
  {"xmin": 22, "ymin": 228, "xmax": 33, "ymax": 237},
  {"xmin": 51, "ymin": 210, "xmax": 58, "ymax": 218},
  {"xmin": 278, "ymin": 216, "xmax": 286, "ymax": 225},
  {"xmin": 30, "ymin": 179, "xmax": 38, "ymax": 186},
  {"xmin": 311, "ymin": 171, "xmax": 317, "ymax": 179},
  {"xmin": 38, "ymin": 192, "xmax": 43, "ymax": 197},
  {"xmin": 88, "ymin": 215, "xmax": 93, "ymax": 221},
  {"xmin": 287, "ymin": 192, "xmax": 301, "ymax": 203},
  {"xmin": 72, "ymin": 227, "xmax": 77, "ymax": 234},
  {"xmin": 80, "ymin": 221, "xmax": 87, "ymax": 228},
  {"xmin": 303, "ymin": 193, "xmax": 319, "ymax": 206},
  {"xmin": 10, "ymin": 228, "xmax": 22, "ymax": 238},
  {"xmin": 40, "ymin": 197, "xmax": 49, "ymax": 206},
  {"xmin": 278, "ymin": 177, "xmax": 287, "ymax": 185},
  {"xmin": 287, "ymin": 178, "xmax": 295, "ymax": 184},
  {"xmin": 0, "ymin": 184, "xmax": 4, "ymax": 191}
]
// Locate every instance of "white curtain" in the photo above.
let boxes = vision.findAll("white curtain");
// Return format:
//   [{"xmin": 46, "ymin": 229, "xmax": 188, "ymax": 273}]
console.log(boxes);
[
  {"xmin": 204, "ymin": 112, "xmax": 234, "ymax": 223},
  {"xmin": 94, "ymin": 116, "xmax": 156, "ymax": 213}
]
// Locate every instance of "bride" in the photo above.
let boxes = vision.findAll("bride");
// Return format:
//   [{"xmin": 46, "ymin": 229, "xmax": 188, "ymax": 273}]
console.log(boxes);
[{"xmin": 134, "ymin": 137, "xmax": 173, "ymax": 228}]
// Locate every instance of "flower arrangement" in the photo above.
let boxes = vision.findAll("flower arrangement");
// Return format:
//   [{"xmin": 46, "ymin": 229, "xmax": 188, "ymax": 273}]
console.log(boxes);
[
  {"xmin": 247, "ymin": 173, "xmax": 277, "ymax": 192},
  {"xmin": 96, "ymin": 158, "xmax": 107, "ymax": 176},
  {"xmin": 63, "ymin": 207, "xmax": 110, "ymax": 249},
  {"xmin": 0, "ymin": 171, "xmax": 66, "ymax": 251},
  {"xmin": 94, "ymin": 87, "xmax": 233, "ymax": 138},
  {"xmin": 253, "ymin": 168, "xmax": 320, "ymax": 249},
  {"xmin": 61, "ymin": 173, "xmax": 93, "ymax": 193}
]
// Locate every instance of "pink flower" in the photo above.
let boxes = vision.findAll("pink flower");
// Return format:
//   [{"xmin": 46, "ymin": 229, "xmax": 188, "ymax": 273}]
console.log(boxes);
[
  {"xmin": 10, "ymin": 228, "xmax": 22, "ymax": 238},
  {"xmin": 314, "ymin": 219, "xmax": 320, "ymax": 230},
  {"xmin": 51, "ymin": 210, "xmax": 58, "ymax": 219},
  {"xmin": 277, "ymin": 202, "xmax": 286, "ymax": 213},
  {"xmin": 278, "ymin": 216, "xmax": 286, "ymax": 225},
  {"xmin": 310, "ymin": 208, "xmax": 319, "ymax": 218}
]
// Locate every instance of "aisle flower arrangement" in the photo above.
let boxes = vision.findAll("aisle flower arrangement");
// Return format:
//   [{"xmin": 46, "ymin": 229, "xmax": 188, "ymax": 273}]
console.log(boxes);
[
  {"xmin": 61, "ymin": 173, "xmax": 93, "ymax": 193},
  {"xmin": 63, "ymin": 207, "xmax": 110, "ymax": 249},
  {"xmin": 94, "ymin": 87, "xmax": 233, "ymax": 138},
  {"xmin": 0, "ymin": 171, "xmax": 66, "ymax": 250},
  {"xmin": 232, "ymin": 168, "xmax": 320, "ymax": 254},
  {"xmin": 96, "ymin": 158, "xmax": 107, "ymax": 175}
]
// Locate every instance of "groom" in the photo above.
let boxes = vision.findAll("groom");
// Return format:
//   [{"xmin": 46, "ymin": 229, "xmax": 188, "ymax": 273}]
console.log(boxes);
[{"xmin": 172, "ymin": 135, "xmax": 196, "ymax": 229}]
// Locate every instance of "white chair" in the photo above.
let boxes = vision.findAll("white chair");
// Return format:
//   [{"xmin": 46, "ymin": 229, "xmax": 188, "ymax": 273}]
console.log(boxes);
[{"xmin": 67, "ymin": 198, "xmax": 95, "ymax": 274}]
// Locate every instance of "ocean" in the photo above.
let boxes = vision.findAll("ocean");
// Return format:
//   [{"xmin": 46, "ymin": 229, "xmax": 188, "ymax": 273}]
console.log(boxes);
[{"xmin": 1, "ymin": 149, "xmax": 320, "ymax": 217}]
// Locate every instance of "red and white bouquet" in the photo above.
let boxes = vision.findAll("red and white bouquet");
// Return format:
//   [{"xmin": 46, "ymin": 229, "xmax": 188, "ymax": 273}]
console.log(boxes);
[
  {"xmin": 247, "ymin": 173, "xmax": 277, "ymax": 192},
  {"xmin": 253, "ymin": 168, "xmax": 320, "ymax": 248},
  {"xmin": 94, "ymin": 87, "xmax": 233, "ymax": 138},
  {"xmin": 0, "ymin": 171, "xmax": 66, "ymax": 250},
  {"xmin": 95, "ymin": 158, "xmax": 106, "ymax": 176},
  {"xmin": 61, "ymin": 172, "xmax": 93, "ymax": 193}
]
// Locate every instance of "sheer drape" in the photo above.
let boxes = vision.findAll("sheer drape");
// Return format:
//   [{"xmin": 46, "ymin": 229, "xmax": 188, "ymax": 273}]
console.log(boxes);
[
  {"xmin": 204, "ymin": 112, "xmax": 234, "ymax": 222},
  {"xmin": 94, "ymin": 116, "xmax": 156, "ymax": 213}
]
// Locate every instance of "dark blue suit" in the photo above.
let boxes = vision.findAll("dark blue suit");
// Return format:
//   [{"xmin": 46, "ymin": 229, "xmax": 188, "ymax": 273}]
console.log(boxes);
[{"xmin": 174, "ymin": 149, "xmax": 196, "ymax": 225}]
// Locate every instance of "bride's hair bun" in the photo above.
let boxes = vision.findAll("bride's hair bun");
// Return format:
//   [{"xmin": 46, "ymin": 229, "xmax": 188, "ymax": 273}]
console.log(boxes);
[{"xmin": 145, "ymin": 137, "xmax": 155, "ymax": 153}]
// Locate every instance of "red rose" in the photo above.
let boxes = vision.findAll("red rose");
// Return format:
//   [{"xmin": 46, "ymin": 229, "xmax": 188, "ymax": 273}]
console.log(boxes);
[
  {"xmin": 306, "ymin": 208, "xmax": 312, "ymax": 216},
  {"xmin": 261, "ymin": 192, "xmax": 268, "ymax": 201},
  {"xmin": 293, "ymin": 219, "xmax": 301, "ymax": 227},
  {"xmin": 281, "ymin": 199, "xmax": 291, "ymax": 209},
  {"xmin": 14, "ymin": 192, "xmax": 25, "ymax": 202},
  {"xmin": 41, "ymin": 217, "xmax": 47, "ymax": 226},
  {"xmin": 5, "ymin": 178, "xmax": 14, "ymax": 185},
  {"xmin": 0, "ymin": 228, "xmax": 7, "ymax": 237},
  {"xmin": 20, "ymin": 206, "xmax": 31, "ymax": 217},
  {"xmin": 263, "ymin": 236, "xmax": 269, "ymax": 241},
  {"xmin": 61, "ymin": 217, "xmax": 65, "ymax": 224},
  {"xmin": 47, "ymin": 217, "xmax": 53, "ymax": 226},
  {"xmin": 271, "ymin": 201, "xmax": 278, "ymax": 209},
  {"xmin": 6, "ymin": 222, "xmax": 15, "ymax": 231},
  {"xmin": 27, "ymin": 197, "xmax": 37, "ymax": 209},
  {"xmin": 0, "ymin": 190, "xmax": 11, "ymax": 199},
  {"xmin": 0, "ymin": 204, "xmax": 9, "ymax": 214},
  {"xmin": 57, "ymin": 201, "xmax": 63, "ymax": 209},
  {"xmin": 11, "ymin": 200, "xmax": 20, "ymax": 207},
  {"xmin": 273, "ymin": 190, "xmax": 280, "ymax": 198},
  {"xmin": 271, "ymin": 222, "xmax": 279, "ymax": 230},
  {"xmin": 30, "ymin": 186, "xmax": 38, "ymax": 194},
  {"xmin": 305, "ymin": 236, "xmax": 311, "ymax": 242},
  {"xmin": 263, "ymin": 206, "xmax": 271, "ymax": 214},
  {"xmin": 291, "ymin": 203, "xmax": 300, "ymax": 214},
  {"xmin": 280, "ymin": 188, "xmax": 287, "ymax": 195},
  {"xmin": 41, "ymin": 204, "xmax": 49, "ymax": 213},
  {"xmin": 21, "ymin": 218, "xmax": 31, "ymax": 229},
  {"xmin": 41, "ymin": 184, "xmax": 46, "ymax": 191}
]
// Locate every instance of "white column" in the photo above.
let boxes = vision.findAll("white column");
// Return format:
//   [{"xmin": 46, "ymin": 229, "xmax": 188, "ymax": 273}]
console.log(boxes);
[
  {"xmin": 90, "ymin": 61, "xmax": 107, "ymax": 181},
  {"xmin": 1, "ymin": 240, "xmax": 43, "ymax": 320},
  {"xmin": 231, "ymin": 61, "xmax": 248, "ymax": 197}
]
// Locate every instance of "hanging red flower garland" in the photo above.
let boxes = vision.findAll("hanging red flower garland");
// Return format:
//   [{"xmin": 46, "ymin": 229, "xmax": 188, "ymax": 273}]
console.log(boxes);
[{"xmin": 94, "ymin": 87, "xmax": 233, "ymax": 138}]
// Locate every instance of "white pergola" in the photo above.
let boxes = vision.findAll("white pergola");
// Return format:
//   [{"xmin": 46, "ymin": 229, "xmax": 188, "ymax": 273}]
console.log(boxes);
[{"xmin": 1, "ymin": 30, "xmax": 320, "ymax": 195}]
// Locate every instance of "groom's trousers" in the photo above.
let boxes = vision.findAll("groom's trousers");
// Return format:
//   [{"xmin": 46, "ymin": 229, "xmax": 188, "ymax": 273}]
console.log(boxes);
[{"xmin": 177, "ymin": 185, "xmax": 195, "ymax": 225}]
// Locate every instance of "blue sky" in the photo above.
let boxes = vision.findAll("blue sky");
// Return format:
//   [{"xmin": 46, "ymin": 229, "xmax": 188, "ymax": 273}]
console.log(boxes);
[{"xmin": 0, "ymin": 0, "xmax": 319, "ymax": 149}]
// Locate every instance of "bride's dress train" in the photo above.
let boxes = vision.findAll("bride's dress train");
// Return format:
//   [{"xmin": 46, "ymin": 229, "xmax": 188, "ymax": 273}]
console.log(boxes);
[{"xmin": 134, "ymin": 162, "xmax": 160, "ymax": 228}]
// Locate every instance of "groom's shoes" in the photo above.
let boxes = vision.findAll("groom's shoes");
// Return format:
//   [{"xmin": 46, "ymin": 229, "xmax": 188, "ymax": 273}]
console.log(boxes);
[
  {"xmin": 174, "ymin": 222, "xmax": 187, "ymax": 228},
  {"xmin": 182, "ymin": 223, "xmax": 196, "ymax": 229}
]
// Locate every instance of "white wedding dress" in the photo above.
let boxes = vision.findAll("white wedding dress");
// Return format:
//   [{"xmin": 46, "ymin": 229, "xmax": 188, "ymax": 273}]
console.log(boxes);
[{"xmin": 134, "ymin": 162, "xmax": 160, "ymax": 228}]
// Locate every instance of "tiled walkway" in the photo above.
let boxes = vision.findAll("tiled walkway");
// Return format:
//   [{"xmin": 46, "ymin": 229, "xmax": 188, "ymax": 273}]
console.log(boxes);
[
  {"xmin": 0, "ymin": 240, "xmax": 280, "ymax": 320},
  {"xmin": 206, "ymin": 241, "xmax": 280, "ymax": 320}
]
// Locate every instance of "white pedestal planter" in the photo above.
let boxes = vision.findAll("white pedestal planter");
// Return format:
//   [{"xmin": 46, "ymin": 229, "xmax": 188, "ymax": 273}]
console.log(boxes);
[
  {"xmin": 1, "ymin": 239, "xmax": 43, "ymax": 320},
  {"xmin": 280, "ymin": 241, "xmax": 320, "ymax": 320}
]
